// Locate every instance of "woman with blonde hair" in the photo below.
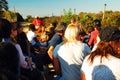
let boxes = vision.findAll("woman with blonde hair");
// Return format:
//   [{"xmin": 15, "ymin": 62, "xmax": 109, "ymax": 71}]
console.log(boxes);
[{"xmin": 53, "ymin": 24, "xmax": 91, "ymax": 80}]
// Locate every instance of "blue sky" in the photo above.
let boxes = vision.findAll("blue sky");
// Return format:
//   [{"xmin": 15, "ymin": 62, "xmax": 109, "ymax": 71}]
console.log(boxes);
[{"xmin": 8, "ymin": 0, "xmax": 120, "ymax": 18}]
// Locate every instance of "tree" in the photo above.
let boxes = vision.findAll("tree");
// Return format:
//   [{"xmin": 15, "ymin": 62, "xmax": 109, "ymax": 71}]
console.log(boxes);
[
  {"xmin": 61, "ymin": 8, "xmax": 73, "ymax": 24},
  {"xmin": 0, "ymin": 0, "xmax": 8, "ymax": 11},
  {"xmin": 4, "ymin": 10, "xmax": 16, "ymax": 22}
]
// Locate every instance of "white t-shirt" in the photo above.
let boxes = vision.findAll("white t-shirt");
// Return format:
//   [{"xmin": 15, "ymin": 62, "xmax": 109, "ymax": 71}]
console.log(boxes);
[
  {"xmin": 81, "ymin": 55, "xmax": 120, "ymax": 80},
  {"xmin": 27, "ymin": 31, "xmax": 36, "ymax": 45},
  {"xmin": 53, "ymin": 41, "xmax": 91, "ymax": 80}
]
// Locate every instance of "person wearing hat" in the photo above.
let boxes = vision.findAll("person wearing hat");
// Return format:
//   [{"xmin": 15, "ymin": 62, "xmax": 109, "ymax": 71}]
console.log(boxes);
[
  {"xmin": 88, "ymin": 19, "xmax": 101, "ymax": 49},
  {"xmin": 80, "ymin": 26, "xmax": 120, "ymax": 80},
  {"xmin": 47, "ymin": 22, "xmax": 66, "ymax": 60}
]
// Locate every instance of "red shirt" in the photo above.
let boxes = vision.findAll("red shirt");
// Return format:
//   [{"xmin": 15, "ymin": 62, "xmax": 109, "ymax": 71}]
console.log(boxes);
[
  {"xmin": 33, "ymin": 19, "xmax": 44, "ymax": 26},
  {"xmin": 88, "ymin": 29, "xmax": 99, "ymax": 46}
]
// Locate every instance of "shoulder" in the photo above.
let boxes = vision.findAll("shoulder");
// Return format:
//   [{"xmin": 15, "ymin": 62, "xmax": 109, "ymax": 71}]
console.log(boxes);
[
  {"xmin": 92, "ymin": 65, "xmax": 116, "ymax": 80},
  {"xmin": 14, "ymin": 44, "xmax": 21, "ymax": 50},
  {"xmin": 82, "ymin": 43, "xmax": 91, "ymax": 51}
]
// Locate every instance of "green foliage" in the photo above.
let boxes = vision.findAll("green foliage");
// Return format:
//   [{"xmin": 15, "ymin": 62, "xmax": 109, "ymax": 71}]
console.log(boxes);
[
  {"xmin": 26, "ymin": 15, "xmax": 32, "ymax": 20},
  {"xmin": 4, "ymin": 11, "xmax": 24, "ymax": 22},
  {"xmin": 61, "ymin": 8, "xmax": 73, "ymax": 24},
  {"xmin": 43, "ymin": 16, "xmax": 60, "ymax": 27},
  {"xmin": 0, "ymin": 0, "xmax": 8, "ymax": 11},
  {"xmin": 4, "ymin": 10, "xmax": 16, "ymax": 22}
]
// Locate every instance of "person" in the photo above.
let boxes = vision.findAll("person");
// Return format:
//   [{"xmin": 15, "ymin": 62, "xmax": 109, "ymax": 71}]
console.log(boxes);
[
  {"xmin": 33, "ymin": 16, "xmax": 44, "ymax": 27},
  {"xmin": 27, "ymin": 24, "xmax": 38, "ymax": 46},
  {"xmin": 0, "ymin": 42, "xmax": 20, "ymax": 80},
  {"xmin": 32, "ymin": 16, "xmax": 44, "ymax": 33},
  {"xmin": 15, "ymin": 22, "xmax": 29, "ymax": 56},
  {"xmin": 45, "ymin": 24, "xmax": 56, "ymax": 41},
  {"xmin": 15, "ymin": 22, "xmax": 41, "ymax": 70},
  {"xmin": 83, "ymin": 26, "xmax": 94, "ymax": 43},
  {"xmin": 0, "ymin": 19, "xmax": 43, "ymax": 80},
  {"xmin": 80, "ymin": 26, "xmax": 120, "ymax": 80},
  {"xmin": 0, "ymin": 19, "xmax": 30, "ymax": 69},
  {"xmin": 88, "ymin": 19, "xmax": 101, "ymax": 49},
  {"xmin": 53, "ymin": 24, "xmax": 91, "ymax": 80},
  {"xmin": 48, "ymin": 22, "xmax": 66, "ymax": 60}
]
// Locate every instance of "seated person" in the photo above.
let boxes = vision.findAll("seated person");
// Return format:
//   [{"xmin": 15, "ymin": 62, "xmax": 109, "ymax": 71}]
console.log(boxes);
[{"xmin": 0, "ymin": 42, "xmax": 19, "ymax": 80}]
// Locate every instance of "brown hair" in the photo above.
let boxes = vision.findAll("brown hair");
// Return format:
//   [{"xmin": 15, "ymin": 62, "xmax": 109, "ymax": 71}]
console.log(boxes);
[{"xmin": 88, "ymin": 41, "xmax": 120, "ymax": 64}]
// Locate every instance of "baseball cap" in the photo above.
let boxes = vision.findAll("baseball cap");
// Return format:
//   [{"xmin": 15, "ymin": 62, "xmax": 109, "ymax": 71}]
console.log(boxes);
[{"xmin": 99, "ymin": 26, "xmax": 120, "ymax": 42}]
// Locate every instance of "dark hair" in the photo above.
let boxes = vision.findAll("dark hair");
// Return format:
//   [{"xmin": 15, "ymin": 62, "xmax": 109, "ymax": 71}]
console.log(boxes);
[
  {"xmin": 99, "ymin": 26, "xmax": 120, "ymax": 42},
  {"xmin": 0, "ymin": 69, "xmax": 18, "ymax": 80},
  {"xmin": 93, "ymin": 19, "xmax": 101, "ymax": 31},
  {"xmin": 12, "ymin": 22, "xmax": 22, "ymax": 29},
  {"xmin": 87, "ymin": 26, "xmax": 94, "ymax": 33},
  {"xmin": 0, "ymin": 19, "xmax": 12, "ymax": 38},
  {"xmin": 0, "ymin": 42, "xmax": 19, "ymax": 79},
  {"xmin": 93, "ymin": 19, "xmax": 101, "ymax": 27},
  {"xmin": 29, "ymin": 24, "xmax": 36, "ymax": 31}
]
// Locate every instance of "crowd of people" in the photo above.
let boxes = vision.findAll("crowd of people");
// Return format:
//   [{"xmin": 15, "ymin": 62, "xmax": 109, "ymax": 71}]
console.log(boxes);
[{"xmin": 0, "ymin": 16, "xmax": 120, "ymax": 80}]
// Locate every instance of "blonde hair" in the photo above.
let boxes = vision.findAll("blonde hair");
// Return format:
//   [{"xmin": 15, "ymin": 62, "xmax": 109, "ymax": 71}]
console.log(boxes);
[{"xmin": 64, "ymin": 24, "xmax": 80, "ymax": 43}]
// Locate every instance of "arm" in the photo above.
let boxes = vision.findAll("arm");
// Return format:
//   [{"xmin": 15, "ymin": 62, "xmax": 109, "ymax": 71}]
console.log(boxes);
[
  {"xmin": 53, "ymin": 57, "xmax": 61, "ymax": 76},
  {"xmin": 15, "ymin": 44, "xmax": 30, "ymax": 69},
  {"xmin": 47, "ymin": 46, "xmax": 54, "ymax": 60},
  {"xmin": 80, "ymin": 71, "xmax": 86, "ymax": 80},
  {"xmin": 88, "ymin": 33, "xmax": 94, "ymax": 46},
  {"xmin": 52, "ymin": 45, "xmax": 62, "ymax": 76}
]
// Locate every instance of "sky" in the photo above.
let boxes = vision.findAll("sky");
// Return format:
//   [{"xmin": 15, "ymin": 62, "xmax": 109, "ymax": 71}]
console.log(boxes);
[{"xmin": 8, "ymin": 0, "xmax": 120, "ymax": 18}]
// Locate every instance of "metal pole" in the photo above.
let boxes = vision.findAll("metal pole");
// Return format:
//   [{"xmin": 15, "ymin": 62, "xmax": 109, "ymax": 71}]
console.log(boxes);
[{"xmin": 102, "ymin": 3, "xmax": 106, "ymax": 22}]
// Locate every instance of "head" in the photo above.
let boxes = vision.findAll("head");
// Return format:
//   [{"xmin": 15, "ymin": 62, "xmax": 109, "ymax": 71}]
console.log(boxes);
[
  {"xmin": 0, "ymin": 19, "xmax": 17, "ymax": 39},
  {"xmin": 51, "ymin": 22, "xmax": 58, "ymax": 28},
  {"xmin": 29, "ymin": 24, "xmax": 36, "ymax": 31},
  {"xmin": 88, "ymin": 26, "xmax": 120, "ymax": 64},
  {"xmin": 0, "ymin": 19, "xmax": 12, "ymax": 39},
  {"xmin": 70, "ymin": 18, "xmax": 76, "ymax": 24},
  {"xmin": 64, "ymin": 24, "xmax": 81, "ymax": 43},
  {"xmin": 87, "ymin": 26, "xmax": 94, "ymax": 34},
  {"xmin": 13, "ymin": 22, "xmax": 23, "ymax": 34},
  {"xmin": 34, "ymin": 16, "xmax": 39, "ymax": 19},
  {"xmin": 93, "ymin": 19, "xmax": 101, "ymax": 31},
  {"xmin": 10, "ymin": 23, "xmax": 18, "ymax": 38},
  {"xmin": 55, "ymin": 22, "xmax": 66, "ymax": 34},
  {"xmin": 45, "ymin": 25, "xmax": 55, "ymax": 34},
  {"xmin": 0, "ymin": 42, "xmax": 19, "ymax": 78},
  {"xmin": 99, "ymin": 26, "xmax": 120, "ymax": 53}
]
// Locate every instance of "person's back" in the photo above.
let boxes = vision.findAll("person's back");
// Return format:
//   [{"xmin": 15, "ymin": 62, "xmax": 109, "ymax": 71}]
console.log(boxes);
[
  {"xmin": 48, "ymin": 22, "xmax": 66, "ymax": 60},
  {"xmin": 53, "ymin": 24, "xmax": 91, "ymax": 80},
  {"xmin": 54, "ymin": 42, "xmax": 90, "ymax": 80},
  {"xmin": 80, "ymin": 26, "xmax": 120, "ymax": 80},
  {"xmin": 0, "ymin": 42, "xmax": 19, "ymax": 80}
]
